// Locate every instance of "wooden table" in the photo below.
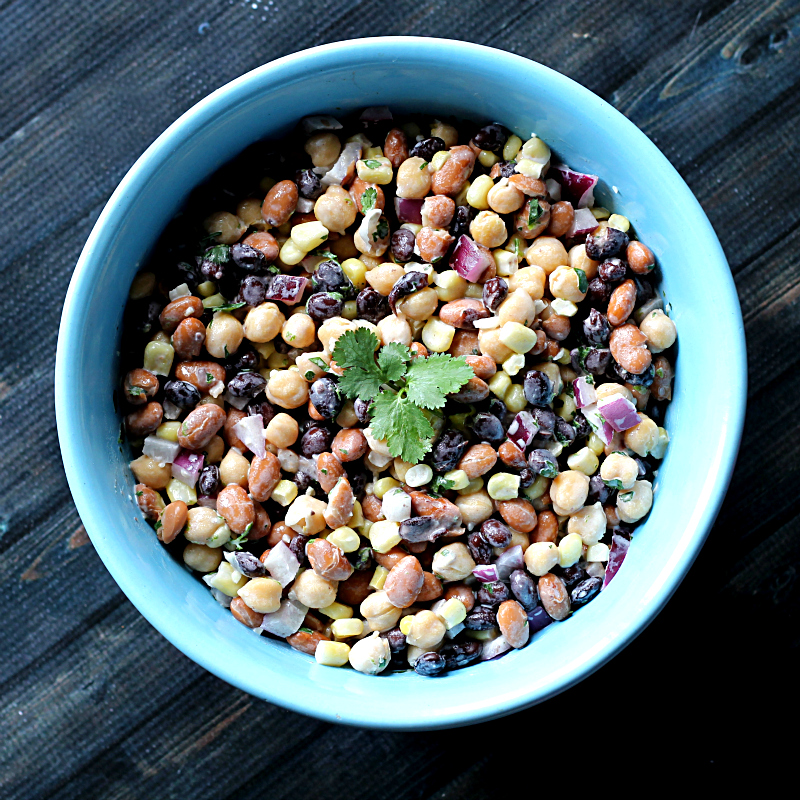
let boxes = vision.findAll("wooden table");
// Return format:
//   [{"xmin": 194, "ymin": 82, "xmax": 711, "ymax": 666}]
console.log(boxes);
[{"xmin": 2, "ymin": 1, "xmax": 798, "ymax": 794}]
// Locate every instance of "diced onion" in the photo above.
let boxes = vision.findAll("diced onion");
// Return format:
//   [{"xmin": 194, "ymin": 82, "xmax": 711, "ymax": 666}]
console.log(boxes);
[
  {"xmin": 171, "ymin": 450, "xmax": 204, "ymax": 486},
  {"xmin": 597, "ymin": 395, "xmax": 641, "ymax": 432},
  {"xmin": 260, "ymin": 595, "xmax": 308, "ymax": 637},
  {"xmin": 321, "ymin": 141, "xmax": 362, "ymax": 187},
  {"xmin": 573, "ymin": 376, "xmax": 597, "ymax": 408},
  {"xmin": 168, "ymin": 283, "xmax": 191, "ymax": 301},
  {"xmin": 142, "ymin": 435, "xmax": 181, "ymax": 464},
  {"xmin": 602, "ymin": 533, "xmax": 631, "ymax": 588},
  {"xmin": 263, "ymin": 541, "xmax": 300, "ymax": 587},
  {"xmin": 450, "ymin": 235, "xmax": 493, "ymax": 282},
  {"xmin": 481, "ymin": 634, "xmax": 512, "ymax": 661},
  {"xmin": 301, "ymin": 115, "xmax": 342, "ymax": 134},
  {"xmin": 549, "ymin": 165, "xmax": 598, "ymax": 208},
  {"xmin": 233, "ymin": 414, "xmax": 266, "ymax": 458}
]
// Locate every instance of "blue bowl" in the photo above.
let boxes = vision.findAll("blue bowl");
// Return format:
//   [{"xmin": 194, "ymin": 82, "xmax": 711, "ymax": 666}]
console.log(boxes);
[{"xmin": 56, "ymin": 37, "xmax": 746, "ymax": 729}]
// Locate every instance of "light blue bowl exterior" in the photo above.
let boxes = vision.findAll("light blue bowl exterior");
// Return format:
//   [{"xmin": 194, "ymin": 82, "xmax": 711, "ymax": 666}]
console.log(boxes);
[{"xmin": 55, "ymin": 38, "xmax": 745, "ymax": 729}]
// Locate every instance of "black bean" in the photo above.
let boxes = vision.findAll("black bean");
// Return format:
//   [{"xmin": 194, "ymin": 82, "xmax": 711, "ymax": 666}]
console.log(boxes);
[
  {"xmin": 128, "ymin": 299, "xmax": 163, "ymax": 338},
  {"xmin": 523, "ymin": 370, "xmax": 555, "ymax": 407},
  {"xmin": 518, "ymin": 467, "xmax": 535, "ymax": 488},
  {"xmin": 572, "ymin": 411, "xmax": 592, "ymax": 440},
  {"xmin": 288, "ymin": 534, "xmax": 309, "ymax": 566},
  {"xmin": 198, "ymin": 464, "xmax": 221, "ymax": 496},
  {"xmin": 300, "ymin": 426, "xmax": 333, "ymax": 456},
  {"xmin": 470, "ymin": 412, "xmax": 504, "ymax": 446},
  {"xmin": 231, "ymin": 242, "xmax": 267, "ymax": 272},
  {"xmin": 308, "ymin": 376, "xmax": 342, "ymax": 419},
  {"xmin": 430, "ymin": 429, "xmax": 468, "ymax": 473},
  {"xmin": 633, "ymin": 275, "xmax": 655, "ymax": 307},
  {"xmin": 449, "ymin": 205, "xmax": 476, "ymax": 240},
  {"xmin": 554, "ymin": 417, "xmax": 576, "ymax": 446},
  {"xmin": 390, "ymin": 229, "xmax": 416, "ymax": 263},
  {"xmin": 176, "ymin": 260, "xmax": 201, "ymax": 291},
  {"xmin": 598, "ymin": 258, "xmax": 627, "ymax": 283},
  {"xmin": 480, "ymin": 518, "xmax": 512, "ymax": 548},
  {"xmin": 588, "ymin": 474, "xmax": 612, "ymax": 505},
  {"xmin": 164, "ymin": 379, "xmax": 200, "ymax": 410},
  {"xmin": 345, "ymin": 466, "xmax": 368, "ymax": 499},
  {"xmin": 381, "ymin": 627, "xmax": 407, "ymax": 652},
  {"xmin": 509, "ymin": 570, "xmax": 538, "ymax": 610},
  {"xmin": 442, "ymin": 639, "xmax": 482, "ymax": 670},
  {"xmin": 356, "ymin": 287, "xmax": 389, "ymax": 324},
  {"xmin": 464, "ymin": 605, "xmax": 497, "ymax": 630},
  {"xmin": 477, "ymin": 581, "xmax": 510, "ymax": 608},
  {"xmin": 247, "ymin": 399, "xmax": 276, "ymax": 425},
  {"xmin": 228, "ymin": 371, "xmax": 267, "ymax": 398},
  {"xmin": 293, "ymin": 471, "xmax": 316, "ymax": 494},
  {"xmin": 472, "ymin": 123, "xmax": 510, "ymax": 154},
  {"xmin": 313, "ymin": 260, "xmax": 353, "ymax": 296},
  {"xmin": 388, "ymin": 271, "xmax": 428, "ymax": 315},
  {"xmin": 238, "ymin": 275, "xmax": 269, "ymax": 307},
  {"xmin": 409, "ymin": 136, "xmax": 446, "ymax": 162},
  {"xmin": 306, "ymin": 292, "xmax": 343, "ymax": 322},
  {"xmin": 354, "ymin": 398, "xmax": 372, "ymax": 425},
  {"xmin": 612, "ymin": 522, "xmax": 635, "ymax": 540},
  {"xmin": 585, "ymin": 226, "xmax": 629, "ymax": 261},
  {"xmin": 531, "ymin": 406, "xmax": 556, "ymax": 438},
  {"xmin": 226, "ymin": 347, "xmax": 259, "ymax": 378},
  {"xmin": 587, "ymin": 277, "xmax": 612, "ymax": 307},
  {"xmin": 487, "ymin": 398, "xmax": 507, "ymax": 419},
  {"xmin": 414, "ymin": 651, "xmax": 447, "ymax": 677},
  {"xmin": 295, "ymin": 168, "xmax": 323, "ymax": 200},
  {"xmin": 528, "ymin": 448, "xmax": 559, "ymax": 478},
  {"xmin": 199, "ymin": 256, "xmax": 227, "ymax": 282},
  {"xmin": 495, "ymin": 160, "xmax": 517, "ymax": 178},
  {"xmin": 482, "ymin": 277, "xmax": 508, "ymax": 313},
  {"xmin": 612, "ymin": 361, "xmax": 655, "ymax": 386},
  {"xmin": 583, "ymin": 308, "xmax": 610, "ymax": 344},
  {"xmin": 582, "ymin": 347, "xmax": 612, "ymax": 376},
  {"xmin": 399, "ymin": 516, "xmax": 447, "ymax": 544},
  {"xmin": 632, "ymin": 456, "xmax": 652, "ymax": 480},
  {"xmin": 467, "ymin": 531, "xmax": 493, "ymax": 565},
  {"xmin": 571, "ymin": 576, "xmax": 602, "ymax": 608},
  {"xmin": 233, "ymin": 551, "xmax": 267, "ymax": 578},
  {"xmin": 558, "ymin": 564, "xmax": 586, "ymax": 587}
]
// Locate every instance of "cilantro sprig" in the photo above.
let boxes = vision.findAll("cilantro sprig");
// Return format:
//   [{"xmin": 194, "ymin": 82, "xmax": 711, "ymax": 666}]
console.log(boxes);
[
  {"xmin": 361, "ymin": 187, "xmax": 377, "ymax": 212},
  {"xmin": 332, "ymin": 329, "xmax": 474, "ymax": 464}
]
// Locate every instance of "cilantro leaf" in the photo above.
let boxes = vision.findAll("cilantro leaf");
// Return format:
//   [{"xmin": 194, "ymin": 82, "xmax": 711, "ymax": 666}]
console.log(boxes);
[
  {"xmin": 204, "ymin": 244, "xmax": 231, "ymax": 264},
  {"xmin": 311, "ymin": 249, "xmax": 339, "ymax": 263},
  {"xmin": 371, "ymin": 393, "xmax": 433, "ymax": 464},
  {"xmin": 363, "ymin": 159, "xmax": 382, "ymax": 169},
  {"xmin": 210, "ymin": 301, "xmax": 246, "ymax": 313},
  {"xmin": 430, "ymin": 476, "xmax": 455, "ymax": 496},
  {"xmin": 527, "ymin": 199, "xmax": 544, "ymax": 228},
  {"xmin": 310, "ymin": 356, "xmax": 331, "ymax": 373},
  {"xmin": 374, "ymin": 218, "xmax": 389, "ymax": 241},
  {"xmin": 405, "ymin": 353, "xmax": 474, "ymax": 409},
  {"xmin": 333, "ymin": 328, "xmax": 387, "ymax": 401},
  {"xmin": 361, "ymin": 187, "xmax": 377, "ymax": 212},
  {"xmin": 574, "ymin": 268, "xmax": 588, "ymax": 294},
  {"xmin": 377, "ymin": 343, "xmax": 411, "ymax": 383}
]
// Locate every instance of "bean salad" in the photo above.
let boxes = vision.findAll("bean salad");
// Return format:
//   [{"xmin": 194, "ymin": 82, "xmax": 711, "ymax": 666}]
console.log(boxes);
[{"xmin": 122, "ymin": 107, "xmax": 676, "ymax": 677}]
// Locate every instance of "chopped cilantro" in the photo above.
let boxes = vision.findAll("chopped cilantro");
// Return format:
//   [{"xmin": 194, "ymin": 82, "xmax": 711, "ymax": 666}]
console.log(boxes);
[
  {"xmin": 574, "ymin": 268, "xmax": 588, "ymax": 294},
  {"xmin": 655, "ymin": 368, "xmax": 664, "ymax": 378},
  {"xmin": 198, "ymin": 231, "xmax": 222, "ymax": 248},
  {"xmin": 361, "ymin": 187, "xmax": 377, "ymax": 212},
  {"xmin": 311, "ymin": 249, "xmax": 339, "ymax": 263},
  {"xmin": 309, "ymin": 356, "xmax": 331, "ymax": 372},
  {"xmin": 373, "ymin": 218, "xmax": 389, "ymax": 242},
  {"xmin": 527, "ymin": 199, "xmax": 544, "ymax": 228},
  {"xmin": 419, "ymin": 161, "xmax": 429, "ymax": 170},
  {"xmin": 206, "ymin": 372, "xmax": 215, "ymax": 383},
  {"xmin": 135, "ymin": 490, "xmax": 143, "ymax": 497},
  {"xmin": 299, "ymin": 627, "xmax": 313, "ymax": 635},
  {"xmin": 604, "ymin": 478, "xmax": 625, "ymax": 490},
  {"xmin": 129, "ymin": 386, "xmax": 144, "ymax": 397},
  {"xmin": 540, "ymin": 462, "xmax": 559, "ymax": 479},
  {"xmin": 210, "ymin": 301, "xmax": 246, "ymax": 313},
  {"xmin": 619, "ymin": 491, "xmax": 634, "ymax": 502},
  {"xmin": 363, "ymin": 159, "xmax": 382, "ymax": 169},
  {"xmin": 229, "ymin": 522, "xmax": 252, "ymax": 551},
  {"xmin": 305, "ymin": 370, "xmax": 315, "ymax": 380},
  {"xmin": 430, "ymin": 475, "xmax": 455, "ymax": 496},
  {"xmin": 203, "ymin": 244, "xmax": 230, "ymax": 264}
]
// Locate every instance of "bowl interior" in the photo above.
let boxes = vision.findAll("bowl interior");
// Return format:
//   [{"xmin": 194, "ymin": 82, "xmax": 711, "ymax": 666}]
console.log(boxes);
[{"xmin": 56, "ymin": 38, "xmax": 745, "ymax": 729}]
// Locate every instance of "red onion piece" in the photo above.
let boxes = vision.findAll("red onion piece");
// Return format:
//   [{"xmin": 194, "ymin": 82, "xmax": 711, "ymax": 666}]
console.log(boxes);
[
  {"xmin": 171, "ymin": 450, "xmax": 204, "ymax": 487},
  {"xmin": 196, "ymin": 494, "xmax": 218, "ymax": 509},
  {"xmin": 580, "ymin": 403, "xmax": 614, "ymax": 444},
  {"xmin": 602, "ymin": 533, "xmax": 631, "ymax": 589},
  {"xmin": 394, "ymin": 197, "xmax": 423, "ymax": 225},
  {"xmin": 495, "ymin": 545, "xmax": 525, "ymax": 581},
  {"xmin": 450, "ymin": 235, "xmax": 493, "ymax": 282},
  {"xmin": 473, "ymin": 564, "xmax": 499, "ymax": 583},
  {"xmin": 264, "ymin": 274, "xmax": 308, "ymax": 305},
  {"xmin": 233, "ymin": 413, "xmax": 266, "ymax": 459},
  {"xmin": 481, "ymin": 635, "xmax": 512, "ymax": 661},
  {"xmin": 572, "ymin": 376, "xmax": 597, "ymax": 408},
  {"xmin": 597, "ymin": 395, "xmax": 641, "ymax": 432},
  {"xmin": 359, "ymin": 105, "xmax": 392, "ymax": 122},
  {"xmin": 263, "ymin": 540, "xmax": 300, "ymax": 587},
  {"xmin": 568, "ymin": 207, "xmax": 599, "ymax": 238},
  {"xmin": 549, "ymin": 165, "xmax": 598, "ymax": 208},
  {"xmin": 506, "ymin": 411, "xmax": 539, "ymax": 452}
]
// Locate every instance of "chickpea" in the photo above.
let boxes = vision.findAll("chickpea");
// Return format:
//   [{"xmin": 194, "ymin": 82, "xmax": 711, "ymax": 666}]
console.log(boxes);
[
  {"xmin": 281, "ymin": 313, "xmax": 315, "ymax": 349},
  {"xmin": 550, "ymin": 470, "xmax": 590, "ymax": 515},
  {"xmin": 478, "ymin": 327, "xmax": 515, "ymax": 364},
  {"xmin": 317, "ymin": 316, "xmax": 357, "ymax": 354},
  {"xmin": 568, "ymin": 243, "xmax": 599, "ymax": 280},
  {"xmin": 617, "ymin": 480, "xmax": 653, "ymax": 523},
  {"xmin": 238, "ymin": 577, "xmax": 282, "ymax": 614},
  {"xmin": 203, "ymin": 311, "xmax": 243, "ymax": 359},
  {"xmin": 624, "ymin": 414, "xmax": 660, "ymax": 457},
  {"xmin": 184, "ymin": 506, "xmax": 225, "ymax": 545},
  {"xmin": 487, "ymin": 178, "xmax": 526, "ymax": 214},
  {"xmin": 266, "ymin": 370, "xmax": 309, "ymax": 409},
  {"xmin": 508, "ymin": 265, "xmax": 546, "ymax": 300},
  {"xmin": 405, "ymin": 610, "xmax": 446, "ymax": 649},
  {"xmin": 265, "ymin": 413, "xmax": 299, "ymax": 448},
  {"xmin": 549, "ymin": 266, "xmax": 587, "ymax": 302},
  {"xmin": 431, "ymin": 120, "xmax": 458, "ymax": 147},
  {"xmin": 365, "ymin": 262, "xmax": 405, "ymax": 296},
  {"xmin": 524, "ymin": 541, "xmax": 559, "ymax": 576},
  {"xmin": 360, "ymin": 591, "xmax": 402, "ymax": 632},
  {"xmin": 348, "ymin": 632, "xmax": 390, "ymax": 674},
  {"xmin": 431, "ymin": 542, "xmax": 476, "ymax": 582},
  {"xmin": 183, "ymin": 543, "xmax": 223, "ymax": 573},
  {"xmin": 600, "ymin": 452, "xmax": 639, "ymax": 490},
  {"xmin": 396, "ymin": 156, "xmax": 432, "ymax": 199},
  {"xmin": 567, "ymin": 501, "xmax": 606, "ymax": 545},
  {"xmin": 129, "ymin": 455, "xmax": 172, "ymax": 490},
  {"xmin": 203, "ymin": 211, "xmax": 245, "ymax": 245},
  {"xmin": 469, "ymin": 210, "xmax": 507, "ymax": 249},
  {"xmin": 377, "ymin": 314, "xmax": 412, "ymax": 347},
  {"xmin": 498, "ymin": 288, "xmax": 537, "ymax": 327},
  {"xmin": 129, "ymin": 271, "xmax": 156, "ymax": 300},
  {"xmin": 304, "ymin": 131, "xmax": 341, "ymax": 167},
  {"xmin": 595, "ymin": 382, "xmax": 634, "ymax": 404},
  {"xmin": 455, "ymin": 490, "xmax": 494, "ymax": 525},
  {"xmin": 219, "ymin": 448, "xmax": 250, "ymax": 488},
  {"xmin": 314, "ymin": 185, "xmax": 357, "ymax": 234},
  {"xmin": 284, "ymin": 494, "xmax": 327, "ymax": 535},
  {"xmin": 525, "ymin": 236, "xmax": 568, "ymax": 274},
  {"xmin": 293, "ymin": 569, "xmax": 338, "ymax": 609},
  {"xmin": 640, "ymin": 309, "xmax": 677, "ymax": 353}
]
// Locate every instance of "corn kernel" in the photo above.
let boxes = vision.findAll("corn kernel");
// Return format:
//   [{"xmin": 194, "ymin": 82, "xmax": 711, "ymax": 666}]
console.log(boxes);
[
  {"xmin": 400, "ymin": 222, "xmax": 423, "ymax": 235},
  {"xmin": 363, "ymin": 145, "xmax": 383, "ymax": 159},
  {"xmin": 204, "ymin": 561, "xmax": 247, "ymax": 597},
  {"xmin": 499, "ymin": 321, "xmax": 538, "ymax": 354},
  {"xmin": 434, "ymin": 269, "xmax": 468, "ymax": 302},
  {"xmin": 368, "ymin": 520, "xmax": 401, "ymax": 554},
  {"xmin": 567, "ymin": 447, "xmax": 600, "ymax": 476},
  {"xmin": 504, "ymin": 383, "xmax": 528, "ymax": 413},
  {"xmin": 348, "ymin": 500, "xmax": 364, "ymax": 529},
  {"xmin": 608, "ymin": 213, "xmax": 630, "ymax": 232},
  {"xmin": 202, "ymin": 293, "xmax": 225, "ymax": 309},
  {"xmin": 156, "ymin": 421, "xmax": 181, "ymax": 442},
  {"xmin": 478, "ymin": 149, "xmax": 499, "ymax": 168},
  {"xmin": 291, "ymin": 220, "xmax": 329, "ymax": 253},
  {"xmin": 260, "ymin": 176, "xmax": 277, "ymax": 194},
  {"xmin": 341, "ymin": 257, "xmax": 368, "ymax": 290},
  {"xmin": 465, "ymin": 627, "xmax": 500, "ymax": 642},
  {"xmin": 143, "ymin": 340, "xmax": 174, "ymax": 376},
  {"xmin": 196, "ymin": 280, "xmax": 217, "ymax": 298},
  {"xmin": 588, "ymin": 433, "xmax": 605, "ymax": 456},
  {"xmin": 591, "ymin": 207, "xmax": 610, "ymax": 220},
  {"xmin": 356, "ymin": 156, "xmax": 393, "ymax": 185},
  {"xmin": 465, "ymin": 284, "xmax": 484, "ymax": 299},
  {"xmin": 558, "ymin": 532, "xmax": 584, "ymax": 568},
  {"xmin": 554, "ymin": 347, "xmax": 573, "ymax": 365},
  {"xmin": 279, "ymin": 238, "xmax": 305, "ymax": 266},
  {"xmin": 488, "ymin": 372, "xmax": 512, "ymax": 398},
  {"xmin": 502, "ymin": 354, "xmax": 526, "ymax": 377},
  {"xmin": 430, "ymin": 150, "xmax": 450, "ymax": 171},
  {"xmin": 272, "ymin": 479, "xmax": 298, "ymax": 506},
  {"xmin": 494, "ymin": 248, "xmax": 519, "ymax": 277},
  {"xmin": 503, "ymin": 134, "xmax": 523, "ymax": 161},
  {"xmin": 422, "ymin": 317, "xmax": 456, "ymax": 353},
  {"xmin": 466, "ymin": 174, "xmax": 494, "ymax": 210},
  {"xmin": 555, "ymin": 392, "xmax": 577, "ymax": 421},
  {"xmin": 332, "ymin": 618, "xmax": 363, "ymax": 639},
  {"xmin": 166, "ymin": 477, "xmax": 196, "ymax": 505},
  {"xmin": 319, "ymin": 601, "xmax": 353, "ymax": 620},
  {"xmin": 315, "ymin": 640, "xmax": 351, "ymax": 666},
  {"xmin": 651, "ymin": 427, "xmax": 670, "ymax": 460},
  {"xmin": 453, "ymin": 180, "xmax": 471, "ymax": 207},
  {"xmin": 267, "ymin": 351, "xmax": 291, "ymax": 369},
  {"xmin": 459, "ymin": 477, "xmax": 484, "ymax": 496},
  {"xmin": 253, "ymin": 340, "xmax": 276, "ymax": 360},
  {"xmin": 487, "ymin": 472, "xmax": 520, "ymax": 501},
  {"xmin": 373, "ymin": 477, "xmax": 400, "ymax": 500},
  {"xmin": 405, "ymin": 464, "xmax": 433, "ymax": 488},
  {"xmin": 326, "ymin": 526, "xmax": 359, "ymax": 553},
  {"xmin": 342, "ymin": 299, "xmax": 358, "ymax": 320},
  {"xmin": 443, "ymin": 469, "xmax": 470, "ymax": 491},
  {"xmin": 438, "ymin": 598, "xmax": 467, "ymax": 629},
  {"xmin": 550, "ymin": 298, "xmax": 578, "ymax": 317},
  {"xmin": 369, "ymin": 565, "xmax": 389, "ymax": 590},
  {"xmin": 523, "ymin": 474, "xmax": 549, "ymax": 501},
  {"xmin": 399, "ymin": 614, "xmax": 414, "ymax": 636},
  {"xmin": 586, "ymin": 543, "xmax": 610, "ymax": 562}
]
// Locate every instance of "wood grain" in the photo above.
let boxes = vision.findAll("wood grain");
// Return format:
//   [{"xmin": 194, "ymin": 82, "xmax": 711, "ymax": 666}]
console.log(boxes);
[{"xmin": 1, "ymin": 0, "xmax": 799, "ymax": 796}]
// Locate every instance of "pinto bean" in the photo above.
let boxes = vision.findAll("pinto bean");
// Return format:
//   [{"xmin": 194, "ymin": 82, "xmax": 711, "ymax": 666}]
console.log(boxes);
[
  {"xmin": 361, "ymin": 493, "xmax": 385, "ymax": 523},
  {"xmin": 331, "ymin": 428, "xmax": 367, "ymax": 463},
  {"xmin": 224, "ymin": 408, "xmax": 248, "ymax": 451},
  {"xmin": 159, "ymin": 296, "xmax": 204, "ymax": 334},
  {"xmin": 307, "ymin": 538, "xmax": 354, "ymax": 582},
  {"xmin": 266, "ymin": 520, "xmax": 293, "ymax": 548},
  {"xmin": 538, "ymin": 573, "xmax": 570, "ymax": 620},
  {"xmin": 123, "ymin": 368, "xmax": 158, "ymax": 405},
  {"xmin": 384, "ymin": 128, "xmax": 409, "ymax": 169},
  {"xmin": 286, "ymin": 629, "xmax": 329, "ymax": 655},
  {"xmin": 243, "ymin": 230, "xmax": 279, "ymax": 262},
  {"xmin": 457, "ymin": 444, "xmax": 497, "ymax": 479},
  {"xmin": 449, "ymin": 377, "xmax": 489, "ymax": 404},
  {"xmin": 610, "ymin": 323, "xmax": 652, "ymax": 375},
  {"xmin": 546, "ymin": 201, "xmax": 575, "ymax": 238},
  {"xmin": 177, "ymin": 404, "xmax": 226, "ymax": 450},
  {"xmin": 216, "ymin": 485, "xmax": 255, "ymax": 534},
  {"xmin": 508, "ymin": 175, "xmax": 547, "ymax": 197},
  {"xmin": 261, "ymin": 179, "xmax": 298, "ymax": 226},
  {"xmin": 417, "ymin": 572, "xmax": 444, "ymax": 602},
  {"xmin": 324, "ymin": 477, "xmax": 355, "ymax": 530},
  {"xmin": 350, "ymin": 178, "xmax": 385, "ymax": 213},
  {"xmin": 607, "ymin": 279, "xmax": 637, "ymax": 327},
  {"xmin": 230, "ymin": 597, "xmax": 265, "ymax": 629},
  {"xmin": 651, "ymin": 355, "xmax": 674, "ymax": 402},
  {"xmin": 125, "ymin": 401, "xmax": 163, "ymax": 438},
  {"xmin": 431, "ymin": 145, "xmax": 476, "ymax": 196},
  {"xmin": 497, "ymin": 599, "xmax": 530, "ymax": 648},
  {"xmin": 449, "ymin": 330, "xmax": 480, "ymax": 357},
  {"xmin": 337, "ymin": 570, "xmax": 374, "ymax": 606},
  {"xmin": 250, "ymin": 499, "xmax": 271, "ymax": 541},
  {"xmin": 135, "ymin": 484, "xmax": 164, "ymax": 520},
  {"xmin": 498, "ymin": 498, "xmax": 537, "ymax": 534},
  {"xmin": 531, "ymin": 509, "xmax": 558, "ymax": 543},
  {"xmin": 317, "ymin": 452, "xmax": 346, "ymax": 493},
  {"xmin": 248, "ymin": 452, "xmax": 281, "ymax": 502},
  {"xmin": 172, "ymin": 317, "xmax": 206, "ymax": 360},
  {"xmin": 174, "ymin": 361, "xmax": 225, "ymax": 394},
  {"xmin": 464, "ymin": 355, "xmax": 496, "ymax": 380},
  {"xmin": 439, "ymin": 298, "xmax": 492, "ymax": 330},
  {"xmin": 499, "ymin": 441, "xmax": 527, "ymax": 470},
  {"xmin": 384, "ymin": 556, "xmax": 424, "ymax": 608},
  {"xmin": 157, "ymin": 501, "xmax": 188, "ymax": 543},
  {"xmin": 444, "ymin": 582, "xmax": 475, "ymax": 612},
  {"xmin": 626, "ymin": 241, "xmax": 655, "ymax": 274},
  {"xmin": 408, "ymin": 491, "xmax": 462, "ymax": 529}
]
